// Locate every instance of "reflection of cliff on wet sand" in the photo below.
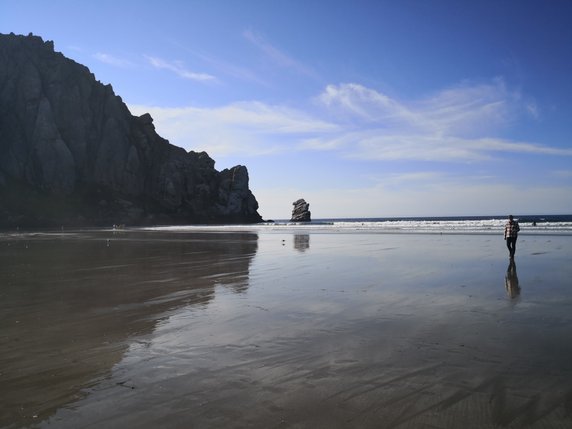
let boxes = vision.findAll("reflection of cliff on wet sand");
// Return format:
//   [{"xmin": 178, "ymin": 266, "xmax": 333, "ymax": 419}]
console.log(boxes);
[
  {"xmin": 505, "ymin": 259, "xmax": 520, "ymax": 300},
  {"xmin": 0, "ymin": 230, "xmax": 258, "ymax": 428}
]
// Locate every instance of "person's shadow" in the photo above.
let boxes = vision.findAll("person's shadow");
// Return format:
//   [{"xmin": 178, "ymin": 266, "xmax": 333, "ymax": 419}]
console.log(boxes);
[{"xmin": 505, "ymin": 259, "xmax": 520, "ymax": 300}]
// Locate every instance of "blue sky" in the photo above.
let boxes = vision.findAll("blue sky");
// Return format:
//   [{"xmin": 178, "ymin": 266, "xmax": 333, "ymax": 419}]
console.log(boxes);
[{"xmin": 3, "ymin": 0, "xmax": 572, "ymax": 219}]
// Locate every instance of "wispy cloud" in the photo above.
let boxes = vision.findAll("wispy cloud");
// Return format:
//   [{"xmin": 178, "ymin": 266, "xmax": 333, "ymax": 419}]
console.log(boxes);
[
  {"xmin": 93, "ymin": 52, "xmax": 134, "ymax": 68},
  {"xmin": 145, "ymin": 55, "xmax": 216, "ymax": 82},
  {"xmin": 243, "ymin": 29, "xmax": 319, "ymax": 79},
  {"xmin": 193, "ymin": 51, "xmax": 269, "ymax": 86},
  {"xmin": 317, "ymin": 83, "xmax": 419, "ymax": 125},
  {"xmin": 128, "ymin": 101, "xmax": 338, "ymax": 157},
  {"xmin": 129, "ymin": 80, "xmax": 569, "ymax": 163},
  {"xmin": 305, "ymin": 80, "xmax": 565, "ymax": 162},
  {"xmin": 302, "ymin": 133, "xmax": 572, "ymax": 161},
  {"xmin": 164, "ymin": 37, "xmax": 270, "ymax": 86},
  {"xmin": 525, "ymin": 101, "xmax": 540, "ymax": 119},
  {"xmin": 317, "ymin": 80, "xmax": 520, "ymax": 134}
]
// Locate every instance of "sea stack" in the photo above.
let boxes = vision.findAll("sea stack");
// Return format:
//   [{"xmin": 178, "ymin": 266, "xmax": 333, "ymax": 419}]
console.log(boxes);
[{"xmin": 291, "ymin": 199, "xmax": 311, "ymax": 222}]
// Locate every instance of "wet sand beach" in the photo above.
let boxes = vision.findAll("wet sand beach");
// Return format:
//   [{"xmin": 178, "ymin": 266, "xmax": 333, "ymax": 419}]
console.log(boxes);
[{"xmin": 1, "ymin": 229, "xmax": 572, "ymax": 428}]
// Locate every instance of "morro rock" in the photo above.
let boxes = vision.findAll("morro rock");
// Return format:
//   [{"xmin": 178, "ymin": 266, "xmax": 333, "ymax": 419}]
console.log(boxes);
[
  {"xmin": 291, "ymin": 199, "xmax": 311, "ymax": 222},
  {"xmin": 0, "ymin": 33, "xmax": 263, "ymax": 227}
]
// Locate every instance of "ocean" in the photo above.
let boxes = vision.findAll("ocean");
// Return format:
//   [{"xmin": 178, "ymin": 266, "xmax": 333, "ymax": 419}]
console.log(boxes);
[{"xmin": 146, "ymin": 214, "xmax": 572, "ymax": 235}]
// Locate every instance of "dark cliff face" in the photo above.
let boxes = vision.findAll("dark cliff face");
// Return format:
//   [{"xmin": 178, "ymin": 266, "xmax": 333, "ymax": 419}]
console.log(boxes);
[{"xmin": 0, "ymin": 33, "xmax": 262, "ymax": 227}]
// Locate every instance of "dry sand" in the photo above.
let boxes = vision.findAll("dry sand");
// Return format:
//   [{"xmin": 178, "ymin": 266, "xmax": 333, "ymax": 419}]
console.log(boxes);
[{"xmin": 1, "ymin": 229, "xmax": 571, "ymax": 428}]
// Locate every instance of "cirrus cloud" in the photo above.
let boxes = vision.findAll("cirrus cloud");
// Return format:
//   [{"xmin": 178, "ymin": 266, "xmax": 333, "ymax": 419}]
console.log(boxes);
[
  {"xmin": 129, "ymin": 101, "xmax": 339, "ymax": 156},
  {"xmin": 145, "ymin": 55, "xmax": 216, "ymax": 82},
  {"xmin": 243, "ymin": 29, "xmax": 319, "ymax": 80},
  {"xmin": 129, "ymin": 79, "xmax": 570, "ymax": 163},
  {"xmin": 304, "ymin": 80, "xmax": 568, "ymax": 162},
  {"xmin": 93, "ymin": 52, "xmax": 134, "ymax": 68}
]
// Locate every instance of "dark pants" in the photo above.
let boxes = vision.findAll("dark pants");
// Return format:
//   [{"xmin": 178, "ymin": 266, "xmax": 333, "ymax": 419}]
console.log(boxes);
[{"xmin": 506, "ymin": 236, "xmax": 517, "ymax": 257}]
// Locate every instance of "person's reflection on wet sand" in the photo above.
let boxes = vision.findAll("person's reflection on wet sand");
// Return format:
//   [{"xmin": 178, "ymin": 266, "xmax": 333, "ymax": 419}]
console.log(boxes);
[{"xmin": 505, "ymin": 259, "xmax": 520, "ymax": 300}]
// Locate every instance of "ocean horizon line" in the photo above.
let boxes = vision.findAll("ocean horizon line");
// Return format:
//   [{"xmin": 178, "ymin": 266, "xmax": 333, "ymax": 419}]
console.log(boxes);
[{"xmin": 267, "ymin": 214, "xmax": 572, "ymax": 223}]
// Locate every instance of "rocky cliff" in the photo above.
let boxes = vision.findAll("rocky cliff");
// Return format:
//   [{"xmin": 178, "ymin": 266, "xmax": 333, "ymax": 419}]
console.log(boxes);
[{"xmin": 0, "ymin": 33, "xmax": 262, "ymax": 227}]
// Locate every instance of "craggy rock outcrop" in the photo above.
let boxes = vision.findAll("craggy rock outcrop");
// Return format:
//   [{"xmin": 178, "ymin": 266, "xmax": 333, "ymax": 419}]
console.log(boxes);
[
  {"xmin": 291, "ymin": 198, "xmax": 311, "ymax": 222},
  {"xmin": 0, "ymin": 33, "xmax": 262, "ymax": 227}
]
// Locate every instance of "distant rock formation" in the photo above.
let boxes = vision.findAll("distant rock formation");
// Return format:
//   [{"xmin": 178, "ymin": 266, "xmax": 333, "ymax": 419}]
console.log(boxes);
[
  {"xmin": 291, "ymin": 198, "xmax": 311, "ymax": 222},
  {"xmin": 0, "ymin": 33, "xmax": 263, "ymax": 227}
]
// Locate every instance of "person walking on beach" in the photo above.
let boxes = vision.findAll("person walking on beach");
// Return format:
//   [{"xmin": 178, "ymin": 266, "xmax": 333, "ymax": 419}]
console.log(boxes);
[{"xmin": 504, "ymin": 215, "xmax": 520, "ymax": 258}]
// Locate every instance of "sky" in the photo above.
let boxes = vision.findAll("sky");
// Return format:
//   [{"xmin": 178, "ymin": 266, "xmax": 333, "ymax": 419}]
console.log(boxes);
[{"xmin": 3, "ymin": 0, "xmax": 572, "ymax": 219}]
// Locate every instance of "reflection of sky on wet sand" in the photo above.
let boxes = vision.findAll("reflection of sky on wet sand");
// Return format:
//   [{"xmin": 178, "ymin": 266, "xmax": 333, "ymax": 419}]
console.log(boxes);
[{"xmin": 2, "ymin": 231, "xmax": 572, "ymax": 428}]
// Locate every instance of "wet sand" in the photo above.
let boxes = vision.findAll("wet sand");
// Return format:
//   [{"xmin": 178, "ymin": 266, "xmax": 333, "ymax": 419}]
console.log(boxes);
[{"xmin": 1, "ymin": 229, "xmax": 572, "ymax": 428}]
